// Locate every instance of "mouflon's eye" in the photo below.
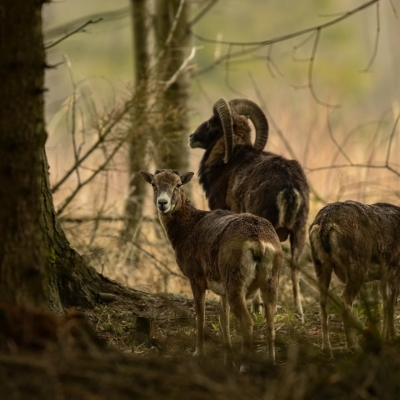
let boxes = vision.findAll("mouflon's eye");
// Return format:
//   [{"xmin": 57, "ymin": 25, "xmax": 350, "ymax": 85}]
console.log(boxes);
[{"xmin": 176, "ymin": 184, "xmax": 182, "ymax": 189}]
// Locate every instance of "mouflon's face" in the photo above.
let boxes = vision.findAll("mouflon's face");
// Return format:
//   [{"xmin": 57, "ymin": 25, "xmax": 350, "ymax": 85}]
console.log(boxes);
[
  {"xmin": 189, "ymin": 113, "xmax": 222, "ymax": 150},
  {"xmin": 139, "ymin": 169, "xmax": 194, "ymax": 214}
]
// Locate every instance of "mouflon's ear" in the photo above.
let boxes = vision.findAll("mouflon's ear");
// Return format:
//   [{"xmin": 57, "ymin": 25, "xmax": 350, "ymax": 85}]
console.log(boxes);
[
  {"xmin": 139, "ymin": 170, "xmax": 154, "ymax": 184},
  {"xmin": 180, "ymin": 172, "xmax": 194, "ymax": 185}
]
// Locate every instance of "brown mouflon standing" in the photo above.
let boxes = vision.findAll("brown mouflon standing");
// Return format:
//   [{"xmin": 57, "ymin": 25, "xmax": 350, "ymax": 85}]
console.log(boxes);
[
  {"xmin": 189, "ymin": 98, "xmax": 309, "ymax": 321},
  {"xmin": 309, "ymin": 200, "xmax": 400, "ymax": 357},
  {"xmin": 140, "ymin": 169, "xmax": 282, "ymax": 368}
]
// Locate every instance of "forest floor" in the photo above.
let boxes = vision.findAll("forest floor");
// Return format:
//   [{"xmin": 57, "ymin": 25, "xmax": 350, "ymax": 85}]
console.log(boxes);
[
  {"xmin": 2, "ymin": 233, "xmax": 400, "ymax": 400},
  {"xmin": 72, "ymin": 261, "xmax": 400, "ymax": 400},
  {"xmin": 2, "ymin": 266, "xmax": 400, "ymax": 400}
]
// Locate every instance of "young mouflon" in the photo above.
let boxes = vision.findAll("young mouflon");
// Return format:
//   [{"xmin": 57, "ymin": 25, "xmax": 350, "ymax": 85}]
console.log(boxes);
[{"xmin": 140, "ymin": 169, "xmax": 282, "ymax": 366}]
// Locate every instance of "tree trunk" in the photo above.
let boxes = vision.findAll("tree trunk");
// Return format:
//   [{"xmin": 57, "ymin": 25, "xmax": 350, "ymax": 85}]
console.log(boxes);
[
  {"xmin": 0, "ymin": 0, "xmax": 111, "ymax": 313},
  {"xmin": 154, "ymin": 0, "xmax": 191, "ymax": 178},
  {"xmin": 40, "ymin": 152, "xmax": 110, "ymax": 309},
  {"xmin": 121, "ymin": 0, "xmax": 151, "ymax": 243}
]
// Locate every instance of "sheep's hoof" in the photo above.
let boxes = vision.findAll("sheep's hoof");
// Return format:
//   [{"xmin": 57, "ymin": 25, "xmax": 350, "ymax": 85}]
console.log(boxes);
[{"xmin": 295, "ymin": 313, "xmax": 305, "ymax": 324}]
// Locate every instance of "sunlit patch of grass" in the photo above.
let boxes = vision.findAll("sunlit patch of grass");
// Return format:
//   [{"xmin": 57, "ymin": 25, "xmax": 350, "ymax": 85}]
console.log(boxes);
[{"xmin": 276, "ymin": 305, "xmax": 301, "ymax": 330}]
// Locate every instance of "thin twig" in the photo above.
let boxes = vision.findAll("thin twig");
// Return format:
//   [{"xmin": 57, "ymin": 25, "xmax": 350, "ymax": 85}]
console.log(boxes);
[
  {"xmin": 191, "ymin": 0, "xmax": 379, "ymax": 91},
  {"xmin": 225, "ymin": 44, "xmax": 246, "ymax": 97},
  {"xmin": 389, "ymin": 0, "xmax": 398, "ymax": 18},
  {"xmin": 45, "ymin": 19, "xmax": 103, "ymax": 50},
  {"xmin": 60, "ymin": 215, "xmax": 157, "ymax": 224},
  {"xmin": 45, "ymin": 8, "xmax": 129, "ymax": 41},
  {"xmin": 161, "ymin": 47, "xmax": 197, "ymax": 91},
  {"xmin": 266, "ymin": 45, "xmax": 276, "ymax": 79},
  {"xmin": 307, "ymin": 163, "xmax": 400, "ymax": 178},
  {"xmin": 51, "ymin": 99, "xmax": 132, "ymax": 194},
  {"xmin": 189, "ymin": 0, "xmax": 219, "ymax": 27},
  {"xmin": 153, "ymin": 0, "xmax": 187, "ymax": 71},
  {"xmin": 190, "ymin": 0, "xmax": 378, "ymax": 46},
  {"xmin": 192, "ymin": 42, "xmax": 265, "ymax": 77},
  {"xmin": 327, "ymin": 111, "xmax": 353, "ymax": 164},
  {"xmin": 164, "ymin": 0, "xmax": 186, "ymax": 50},
  {"xmin": 56, "ymin": 141, "xmax": 124, "ymax": 215},
  {"xmin": 248, "ymin": 72, "xmax": 327, "ymax": 204},
  {"xmin": 361, "ymin": 1, "xmax": 380, "ymax": 72},
  {"xmin": 308, "ymin": 28, "xmax": 338, "ymax": 108},
  {"xmin": 132, "ymin": 242, "xmax": 186, "ymax": 280},
  {"xmin": 64, "ymin": 55, "xmax": 82, "ymax": 187},
  {"xmin": 385, "ymin": 113, "xmax": 400, "ymax": 167},
  {"xmin": 89, "ymin": 174, "xmax": 110, "ymax": 248}
]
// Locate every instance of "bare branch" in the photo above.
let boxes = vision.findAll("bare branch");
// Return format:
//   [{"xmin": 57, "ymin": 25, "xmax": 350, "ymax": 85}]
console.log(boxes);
[
  {"xmin": 132, "ymin": 242, "xmax": 186, "ymax": 280},
  {"xmin": 153, "ymin": 0, "xmax": 188, "ymax": 79},
  {"xmin": 308, "ymin": 28, "xmax": 339, "ymax": 109},
  {"xmin": 292, "ymin": 30, "xmax": 317, "ymax": 56},
  {"xmin": 317, "ymin": 110, "xmax": 400, "ymax": 180},
  {"xmin": 191, "ymin": 0, "xmax": 379, "ymax": 85},
  {"xmin": 192, "ymin": 42, "xmax": 265, "ymax": 77},
  {"xmin": 161, "ymin": 47, "xmax": 197, "ymax": 91},
  {"xmin": 327, "ymin": 111, "xmax": 353, "ymax": 164},
  {"xmin": 190, "ymin": 0, "xmax": 378, "ymax": 46},
  {"xmin": 44, "ymin": 8, "xmax": 129, "ymax": 41},
  {"xmin": 51, "ymin": 99, "xmax": 132, "ymax": 194},
  {"xmin": 389, "ymin": 0, "xmax": 398, "ymax": 19},
  {"xmin": 44, "ymin": 18, "xmax": 103, "ymax": 50},
  {"xmin": 266, "ymin": 45, "xmax": 277, "ymax": 79},
  {"xmin": 385, "ymin": 113, "xmax": 400, "ymax": 167},
  {"xmin": 189, "ymin": 0, "xmax": 219, "ymax": 27},
  {"xmin": 361, "ymin": 1, "xmax": 380, "ymax": 72},
  {"xmin": 164, "ymin": 0, "xmax": 186, "ymax": 50},
  {"xmin": 61, "ymin": 216, "xmax": 128, "ymax": 223},
  {"xmin": 56, "ymin": 140, "xmax": 124, "ymax": 215},
  {"xmin": 225, "ymin": 45, "xmax": 247, "ymax": 97},
  {"xmin": 307, "ymin": 163, "xmax": 400, "ymax": 178},
  {"xmin": 249, "ymin": 72, "xmax": 327, "ymax": 204},
  {"xmin": 88, "ymin": 172, "xmax": 110, "ymax": 248},
  {"xmin": 64, "ymin": 55, "xmax": 82, "ymax": 187}
]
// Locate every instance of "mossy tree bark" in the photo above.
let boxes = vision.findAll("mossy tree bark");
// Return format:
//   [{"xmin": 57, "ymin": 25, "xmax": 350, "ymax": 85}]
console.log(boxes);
[{"xmin": 0, "ymin": 0, "xmax": 112, "ymax": 313}]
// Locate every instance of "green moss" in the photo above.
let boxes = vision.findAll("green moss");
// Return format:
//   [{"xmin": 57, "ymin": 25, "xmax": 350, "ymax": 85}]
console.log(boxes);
[{"xmin": 49, "ymin": 248, "xmax": 57, "ymax": 263}]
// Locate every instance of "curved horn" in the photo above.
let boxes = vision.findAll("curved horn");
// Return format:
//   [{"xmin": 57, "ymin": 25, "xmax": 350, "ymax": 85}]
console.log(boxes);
[
  {"xmin": 228, "ymin": 98, "xmax": 269, "ymax": 151},
  {"xmin": 213, "ymin": 98, "xmax": 233, "ymax": 164}
]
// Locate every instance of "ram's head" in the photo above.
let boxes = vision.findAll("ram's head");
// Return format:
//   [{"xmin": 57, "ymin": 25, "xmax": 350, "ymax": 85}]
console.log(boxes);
[{"xmin": 189, "ymin": 98, "xmax": 269, "ymax": 163}]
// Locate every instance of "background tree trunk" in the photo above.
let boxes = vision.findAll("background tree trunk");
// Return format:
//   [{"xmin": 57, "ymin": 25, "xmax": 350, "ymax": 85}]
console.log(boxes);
[
  {"xmin": 154, "ymin": 0, "xmax": 191, "ymax": 179},
  {"xmin": 121, "ymin": 0, "xmax": 151, "ymax": 242},
  {"xmin": 0, "ymin": 0, "xmax": 112, "ymax": 313}
]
